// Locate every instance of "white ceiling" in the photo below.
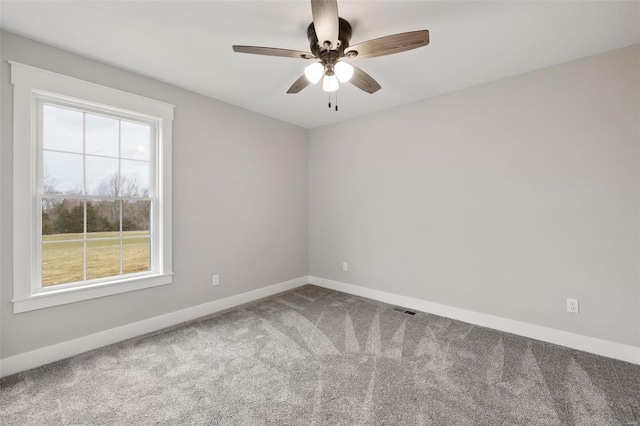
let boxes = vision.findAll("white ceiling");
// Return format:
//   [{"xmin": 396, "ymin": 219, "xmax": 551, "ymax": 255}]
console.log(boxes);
[{"xmin": 2, "ymin": 1, "xmax": 639, "ymax": 129}]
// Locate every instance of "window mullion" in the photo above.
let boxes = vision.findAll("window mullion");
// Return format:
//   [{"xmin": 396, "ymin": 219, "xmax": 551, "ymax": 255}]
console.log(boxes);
[
  {"xmin": 119, "ymin": 121, "xmax": 123, "ymax": 276},
  {"xmin": 150, "ymin": 124, "xmax": 157, "ymax": 272},
  {"xmin": 41, "ymin": 194, "xmax": 153, "ymax": 202},
  {"xmin": 82, "ymin": 112, "xmax": 87, "ymax": 281}
]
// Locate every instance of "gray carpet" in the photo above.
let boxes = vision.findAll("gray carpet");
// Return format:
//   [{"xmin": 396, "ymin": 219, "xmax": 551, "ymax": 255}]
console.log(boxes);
[{"xmin": 1, "ymin": 285, "xmax": 639, "ymax": 425}]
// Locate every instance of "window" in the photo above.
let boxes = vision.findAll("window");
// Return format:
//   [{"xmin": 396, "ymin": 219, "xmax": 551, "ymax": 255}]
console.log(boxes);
[{"xmin": 11, "ymin": 62, "xmax": 174, "ymax": 313}]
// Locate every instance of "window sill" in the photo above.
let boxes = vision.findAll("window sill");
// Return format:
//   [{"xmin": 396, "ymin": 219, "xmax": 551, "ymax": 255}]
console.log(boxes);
[{"xmin": 12, "ymin": 273, "xmax": 173, "ymax": 313}]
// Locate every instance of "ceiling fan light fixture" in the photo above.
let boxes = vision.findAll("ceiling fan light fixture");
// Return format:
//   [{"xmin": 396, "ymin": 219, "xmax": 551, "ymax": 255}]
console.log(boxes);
[
  {"xmin": 304, "ymin": 62, "xmax": 324, "ymax": 84},
  {"xmin": 322, "ymin": 74, "xmax": 339, "ymax": 92},
  {"xmin": 334, "ymin": 61, "xmax": 354, "ymax": 83},
  {"xmin": 232, "ymin": 0, "xmax": 430, "ymax": 98}
]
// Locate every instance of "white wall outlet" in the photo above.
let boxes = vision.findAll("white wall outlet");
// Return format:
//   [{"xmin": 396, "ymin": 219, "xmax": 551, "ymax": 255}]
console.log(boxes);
[
  {"xmin": 212, "ymin": 274, "xmax": 220, "ymax": 286},
  {"xmin": 566, "ymin": 298, "xmax": 579, "ymax": 314},
  {"xmin": 342, "ymin": 262, "xmax": 348, "ymax": 272}
]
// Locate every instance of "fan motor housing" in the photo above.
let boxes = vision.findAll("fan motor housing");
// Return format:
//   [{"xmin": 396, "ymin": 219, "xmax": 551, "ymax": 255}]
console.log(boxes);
[{"xmin": 307, "ymin": 18, "xmax": 353, "ymax": 58}]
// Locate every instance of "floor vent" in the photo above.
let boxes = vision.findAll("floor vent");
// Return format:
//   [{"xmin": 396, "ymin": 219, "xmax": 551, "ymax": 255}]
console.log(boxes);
[{"xmin": 393, "ymin": 307, "xmax": 416, "ymax": 315}]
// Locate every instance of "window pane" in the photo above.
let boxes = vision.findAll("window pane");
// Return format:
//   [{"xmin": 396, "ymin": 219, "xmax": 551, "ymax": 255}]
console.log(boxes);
[
  {"xmin": 87, "ymin": 239, "xmax": 120, "ymax": 280},
  {"xmin": 42, "ymin": 241, "xmax": 84, "ymax": 286},
  {"xmin": 121, "ymin": 121, "xmax": 150, "ymax": 161},
  {"xmin": 42, "ymin": 198, "xmax": 59, "ymax": 237},
  {"xmin": 86, "ymin": 113, "xmax": 119, "ymax": 157},
  {"xmin": 42, "ymin": 198, "xmax": 84, "ymax": 237},
  {"xmin": 43, "ymin": 151, "xmax": 84, "ymax": 195},
  {"xmin": 37, "ymin": 102, "xmax": 160, "ymax": 292},
  {"xmin": 121, "ymin": 159, "xmax": 149, "ymax": 196},
  {"xmin": 123, "ymin": 236, "xmax": 150, "ymax": 275},
  {"xmin": 87, "ymin": 200, "xmax": 120, "ymax": 238},
  {"xmin": 43, "ymin": 104, "xmax": 83, "ymax": 153},
  {"xmin": 86, "ymin": 155, "xmax": 119, "ymax": 195},
  {"xmin": 122, "ymin": 200, "xmax": 150, "ymax": 234}
]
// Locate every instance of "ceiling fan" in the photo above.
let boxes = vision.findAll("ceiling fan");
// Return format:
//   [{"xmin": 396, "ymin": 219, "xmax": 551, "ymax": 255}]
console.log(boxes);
[{"xmin": 232, "ymin": 0, "xmax": 429, "ymax": 107}]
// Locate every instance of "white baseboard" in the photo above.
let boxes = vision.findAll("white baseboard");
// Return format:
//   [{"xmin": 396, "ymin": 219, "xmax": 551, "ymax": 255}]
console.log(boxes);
[
  {"xmin": 309, "ymin": 276, "xmax": 640, "ymax": 365},
  {"xmin": 4, "ymin": 275, "xmax": 637, "ymax": 377},
  {"xmin": 0, "ymin": 276, "xmax": 309, "ymax": 378}
]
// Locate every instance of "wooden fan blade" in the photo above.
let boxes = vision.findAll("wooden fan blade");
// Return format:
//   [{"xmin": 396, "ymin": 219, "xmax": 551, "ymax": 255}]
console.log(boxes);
[
  {"xmin": 311, "ymin": 0, "xmax": 339, "ymax": 49},
  {"xmin": 233, "ymin": 45, "xmax": 315, "ymax": 59},
  {"xmin": 345, "ymin": 30, "xmax": 429, "ymax": 59},
  {"xmin": 349, "ymin": 66, "xmax": 381, "ymax": 94},
  {"xmin": 287, "ymin": 75, "xmax": 311, "ymax": 94}
]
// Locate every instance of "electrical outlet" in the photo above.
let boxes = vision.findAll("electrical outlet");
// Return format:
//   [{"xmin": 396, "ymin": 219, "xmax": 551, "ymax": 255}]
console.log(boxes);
[
  {"xmin": 342, "ymin": 262, "xmax": 348, "ymax": 272},
  {"xmin": 212, "ymin": 274, "xmax": 220, "ymax": 286},
  {"xmin": 566, "ymin": 298, "xmax": 579, "ymax": 314}
]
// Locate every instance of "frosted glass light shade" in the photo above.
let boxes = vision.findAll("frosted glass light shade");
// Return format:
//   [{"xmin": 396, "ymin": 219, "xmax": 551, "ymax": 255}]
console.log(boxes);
[
  {"xmin": 334, "ymin": 62, "xmax": 354, "ymax": 83},
  {"xmin": 322, "ymin": 75, "xmax": 339, "ymax": 92},
  {"xmin": 304, "ymin": 62, "xmax": 324, "ymax": 84}
]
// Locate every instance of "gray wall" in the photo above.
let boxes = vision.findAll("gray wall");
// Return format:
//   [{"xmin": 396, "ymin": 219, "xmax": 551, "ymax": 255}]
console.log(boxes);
[
  {"xmin": 309, "ymin": 45, "xmax": 640, "ymax": 347},
  {"xmin": 0, "ymin": 32, "xmax": 309, "ymax": 358},
  {"xmin": 2, "ymin": 30, "xmax": 638, "ymax": 362}
]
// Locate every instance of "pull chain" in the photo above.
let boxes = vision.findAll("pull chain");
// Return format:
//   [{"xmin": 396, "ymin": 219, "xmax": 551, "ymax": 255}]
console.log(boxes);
[{"xmin": 327, "ymin": 90, "xmax": 339, "ymax": 111}]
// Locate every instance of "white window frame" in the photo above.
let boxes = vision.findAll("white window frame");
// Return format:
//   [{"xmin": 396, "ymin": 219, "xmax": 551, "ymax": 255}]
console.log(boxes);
[{"xmin": 11, "ymin": 62, "xmax": 174, "ymax": 313}]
